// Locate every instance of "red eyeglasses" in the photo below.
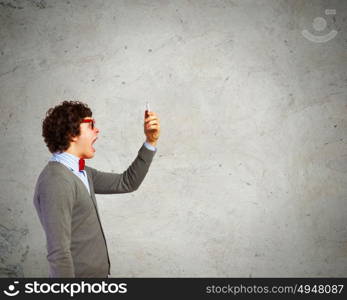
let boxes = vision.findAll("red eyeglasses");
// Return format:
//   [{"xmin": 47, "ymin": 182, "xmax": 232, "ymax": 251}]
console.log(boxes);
[{"xmin": 80, "ymin": 118, "xmax": 96, "ymax": 129}]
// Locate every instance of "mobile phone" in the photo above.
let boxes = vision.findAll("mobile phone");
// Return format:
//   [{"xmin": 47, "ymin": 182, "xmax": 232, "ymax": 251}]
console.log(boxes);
[{"xmin": 145, "ymin": 102, "xmax": 150, "ymax": 118}]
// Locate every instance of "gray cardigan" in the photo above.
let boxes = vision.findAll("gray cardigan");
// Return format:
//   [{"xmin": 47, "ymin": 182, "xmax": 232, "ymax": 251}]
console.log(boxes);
[{"xmin": 33, "ymin": 144, "xmax": 156, "ymax": 277}]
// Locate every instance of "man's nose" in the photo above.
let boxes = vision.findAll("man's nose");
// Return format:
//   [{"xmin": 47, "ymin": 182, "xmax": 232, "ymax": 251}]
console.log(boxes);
[{"xmin": 95, "ymin": 127, "xmax": 100, "ymax": 134}]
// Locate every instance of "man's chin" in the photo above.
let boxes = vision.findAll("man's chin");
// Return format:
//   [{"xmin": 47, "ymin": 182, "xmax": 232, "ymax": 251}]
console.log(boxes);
[{"xmin": 83, "ymin": 152, "xmax": 95, "ymax": 159}]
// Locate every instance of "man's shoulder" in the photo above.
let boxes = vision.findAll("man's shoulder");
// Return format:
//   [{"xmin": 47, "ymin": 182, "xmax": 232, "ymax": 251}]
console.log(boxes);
[
  {"xmin": 39, "ymin": 161, "xmax": 72, "ymax": 177},
  {"xmin": 33, "ymin": 162, "xmax": 77, "ymax": 208},
  {"xmin": 35, "ymin": 162, "xmax": 75, "ymax": 191}
]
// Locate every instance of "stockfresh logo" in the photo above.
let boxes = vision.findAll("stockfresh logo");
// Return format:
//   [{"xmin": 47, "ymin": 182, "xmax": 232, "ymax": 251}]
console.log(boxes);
[
  {"xmin": 302, "ymin": 9, "xmax": 338, "ymax": 43},
  {"xmin": 3, "ymin": 281, "xmax": 20, "ymax": 297}
]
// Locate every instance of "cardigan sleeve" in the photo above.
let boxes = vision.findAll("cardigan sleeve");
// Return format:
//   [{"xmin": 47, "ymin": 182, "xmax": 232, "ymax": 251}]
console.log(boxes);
[
  {"xmin": 35, "ymin": 175, "xmax": 75, "ymax": 277},
  {"xmin": 87, "ymin": 143, "xmax": 157, "ymax": 194}
]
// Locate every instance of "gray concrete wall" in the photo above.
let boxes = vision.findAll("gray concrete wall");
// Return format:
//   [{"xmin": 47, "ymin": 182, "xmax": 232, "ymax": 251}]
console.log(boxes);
[{"xmin": 0, "ymin": 0, "xmax": 346, "ymax": 277}]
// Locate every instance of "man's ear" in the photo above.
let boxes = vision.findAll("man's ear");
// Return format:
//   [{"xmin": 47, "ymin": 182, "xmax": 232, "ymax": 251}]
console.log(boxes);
[{"xmin": 69, "ymin": 134, "xmax": 78, "ymax": 143}]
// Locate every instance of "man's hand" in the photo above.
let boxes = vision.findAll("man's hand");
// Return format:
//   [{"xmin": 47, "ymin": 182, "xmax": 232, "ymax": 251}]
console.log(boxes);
[{"xmin": 144, "ymin": 111, "xmax": 160, "ymax": 147}]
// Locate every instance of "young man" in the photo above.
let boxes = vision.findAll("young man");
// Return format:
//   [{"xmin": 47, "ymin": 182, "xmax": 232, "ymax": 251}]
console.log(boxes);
[{"xmin": 33, "ymin": 101, "xmax": 160, "ymax": 277}]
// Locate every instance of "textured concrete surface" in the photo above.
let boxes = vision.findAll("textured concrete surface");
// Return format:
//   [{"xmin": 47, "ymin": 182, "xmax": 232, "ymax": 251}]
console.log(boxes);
[{"xmin": 0, "ymin": 0, "xmax": 346, "ymax": 277}]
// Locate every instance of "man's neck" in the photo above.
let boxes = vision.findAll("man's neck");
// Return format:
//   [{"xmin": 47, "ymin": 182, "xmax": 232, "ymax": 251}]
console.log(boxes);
[{"xmin": 65, "ymin": 148, "xmax": 82, "ymax": 159}]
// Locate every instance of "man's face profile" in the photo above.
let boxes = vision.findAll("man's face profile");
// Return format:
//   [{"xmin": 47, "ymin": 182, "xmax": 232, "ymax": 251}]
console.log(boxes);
[{"xmin": 69, "ymin": 117, "xmax": 99, "ymax": 159}]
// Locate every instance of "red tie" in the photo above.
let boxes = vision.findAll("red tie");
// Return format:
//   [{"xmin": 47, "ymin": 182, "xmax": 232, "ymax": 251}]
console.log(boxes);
[{"xmin": 79, "ymin": 158, "xmax": 85, "ymax": 171}]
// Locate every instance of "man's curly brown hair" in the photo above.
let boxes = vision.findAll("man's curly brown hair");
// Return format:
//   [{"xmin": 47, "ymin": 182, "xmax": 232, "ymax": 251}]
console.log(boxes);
[{"xmin": 42, "ymin": 101, "xmax": 93, "ymax": 153}]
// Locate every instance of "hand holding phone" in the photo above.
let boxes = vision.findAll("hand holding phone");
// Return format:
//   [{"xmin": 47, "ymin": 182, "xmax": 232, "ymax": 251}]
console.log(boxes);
[{"xmin": 144, "ymin": 102, "xmax": 160, "ymax": 146}]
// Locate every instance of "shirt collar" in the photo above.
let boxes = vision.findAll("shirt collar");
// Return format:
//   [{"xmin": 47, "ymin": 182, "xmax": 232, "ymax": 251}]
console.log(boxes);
[{"xmin": 51, "ymin": 151, "xmax": 83, "ymax": 173}]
